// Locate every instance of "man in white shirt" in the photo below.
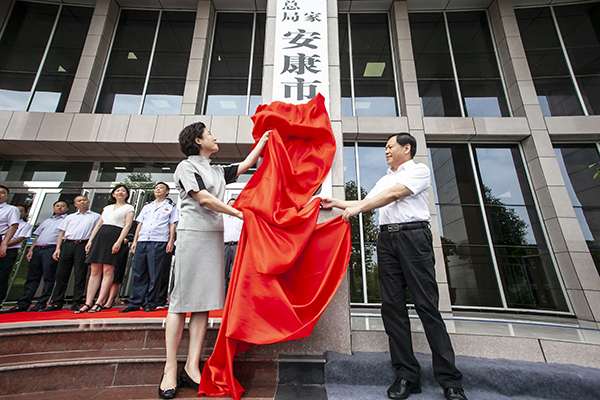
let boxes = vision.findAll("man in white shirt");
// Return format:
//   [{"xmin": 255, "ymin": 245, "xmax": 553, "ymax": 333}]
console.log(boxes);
[
  {"xmin": 0, "ymin": 185, "xmax": 20, "ymax": 309},
  {"xmin": 42, "ymin": 195, "xmax": 100, "ymax": 312},
  {"xmin": 223, "ymin": 198, "xmax": 243, "ymax": 295},
  {"xmin": 321, "ymin": 133, "xmax": 467, "ymax": 400},
  {"xmin": 120, "ymin": 182, "xmax": 178, "ymax": 313},
  {"xmin": 1, "ymin": 201, "xmax": 68, "ymax": 313}
]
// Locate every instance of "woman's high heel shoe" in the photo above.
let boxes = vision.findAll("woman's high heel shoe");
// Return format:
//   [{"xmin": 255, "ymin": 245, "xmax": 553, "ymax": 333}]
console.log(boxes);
[
  {"xmin": 178, "ymin": 368, "xmax": 200, "ymax": 391},
  {"xmin": 158, "ymin": 374, "xmax": 177, "ymax": 399}
]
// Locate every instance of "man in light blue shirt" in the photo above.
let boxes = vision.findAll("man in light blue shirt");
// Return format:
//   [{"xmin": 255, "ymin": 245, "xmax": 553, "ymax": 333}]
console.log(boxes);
[
  {"xmin": 0, "ymin": 185, "xmax": 20, "ymax": 309},
  {"xmin": 1, "ymin": 200, "xmax": 68, "ymax": 313},
  {"xmin": 42, "ymin": 195, "xmax": 100, "ymax": 312},
  {"xmin": 120, "ymin": 182, "xmax": 178, "ymax": 313}
]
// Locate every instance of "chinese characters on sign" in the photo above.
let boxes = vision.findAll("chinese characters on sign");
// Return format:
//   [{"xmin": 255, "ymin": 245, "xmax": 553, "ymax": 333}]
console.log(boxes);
[{"xmin": 274, "ymin": 0, "xmax": 329, "ymax": 107}]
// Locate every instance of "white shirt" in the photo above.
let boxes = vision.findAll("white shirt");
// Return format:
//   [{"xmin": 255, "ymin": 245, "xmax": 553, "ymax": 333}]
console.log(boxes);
[
  {"xmin": 223, "ymin": 214, "xmax": 243, "ymax": 243},
  {"xmin": 33, "ymin": 214, "xmax": 67, "ymax": 246},
  {"xmin": 101, "ymin": 204, "xmax": 134, "ymax": 228},
  {"xmin": 366, "ymin": 159, "xmax": 431, "ymax": 225},
  {"xmin": 59, "ymin": 210, "xmax": 101, "ymax": 241},
  {"xmin": 8, "ymin": 220, "xmax": 32, "ymax": 249},
  {"xmin": 0, "ymin": 202, "xmax": 20, "ymax": 236},
  {"xmin": 136, "ymin": 200, "xmax": 178, "ymax": 242}
]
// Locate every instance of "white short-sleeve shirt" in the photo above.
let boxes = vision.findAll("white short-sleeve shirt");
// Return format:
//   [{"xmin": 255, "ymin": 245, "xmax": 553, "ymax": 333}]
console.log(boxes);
[
  {"xmin": 366, "ymin": 159, "xmax": 431, "ymax": 225},
  {"xmin": 101, "ymin": 204, "xmax": 135, "ymax": 228},
  {"xmin": 8, "ymin": 220, "xmax": 33, "ymax": 249},
  {"xmin": 0, "ymin": 202, "xmax": 20, "ymax": 236}
]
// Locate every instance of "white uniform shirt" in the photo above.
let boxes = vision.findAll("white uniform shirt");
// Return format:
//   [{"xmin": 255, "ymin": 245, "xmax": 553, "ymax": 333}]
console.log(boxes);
[
  {"xmin": 33, "ymin": 214, "xmax": 67, "ymax": 246},
  {"xmin": 136, "ymin": 200, "xmax": 179, "ymax": 242},
  {"xmin": 366, "ymin": 159, "xmax": 432, "ymax": 225},
  {"xmin": 58, "ymin": 210, "xmax": 101, "ymax": 241},
  {"xmin": 223, "ymin": 214, "xmax": 243, "ymax": 243},
  {"xmin": 8, "ymin": 220, "xmax": 32, "ymax": 249},
  {"xmin": 0, "ymin": 202, "xmax": 20, "ymax": 237},
  {"xmin": 101, "ymin": 204, "xmax": 134, "ymax": 228}
]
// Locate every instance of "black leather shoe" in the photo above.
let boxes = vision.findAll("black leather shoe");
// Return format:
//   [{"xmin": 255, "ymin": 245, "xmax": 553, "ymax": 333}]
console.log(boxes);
[
  {"xmin": 158, "ymin": 374, "xmax": 176, "ymax": 399},
  {"xmin": 444, "ymin": 387, "xmax": 468, "ymax": 400},
  {"xmin": 178, "ymin": 368, "xmax": 200, "ymax": 391},
  {"xmin": 28, "ymin": 303, "xmax": 45, "ymax": 312},
  {"xmin": 119, "ymin": 306, "xmax": 141, "ymax": 313},
  {"xmin": 144, "ymin": 304, "xmax": 156, "ymax": 312},
  {"xmin": 41, "ymin": 303, "xmax": 63, "ymax": 312},
  {"xmin": 68, "ymin": 302, "xmax": 81, "ymax": 311},
  {"xmin": 0, "ymin": 305, "xmax": 28, "ymax": 314},
  {"xmin": 387, "ymin": 377, "xmax": 421, "ymax": 399}
]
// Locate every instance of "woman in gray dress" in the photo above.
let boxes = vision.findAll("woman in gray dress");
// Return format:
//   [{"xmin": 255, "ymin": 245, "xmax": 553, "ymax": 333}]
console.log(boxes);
[{"xmin": 158, "ymin": 121, "xmax": 268, "ymax": 399}]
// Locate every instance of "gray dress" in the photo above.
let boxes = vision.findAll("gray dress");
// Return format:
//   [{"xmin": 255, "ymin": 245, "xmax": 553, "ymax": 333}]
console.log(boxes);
[{"xmin": 170, "ymin": 155, "xmax": 239, "ymax": 313}]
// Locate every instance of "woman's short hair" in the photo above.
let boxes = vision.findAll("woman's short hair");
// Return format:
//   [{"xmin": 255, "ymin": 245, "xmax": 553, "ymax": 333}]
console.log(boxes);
[
  {"xmin": 109, "ymin": 184, "xmax": 130, "ymax": 204},
  {"xmin": 179, "ymin": 122, "xmax": 207, "ymax": 156}
]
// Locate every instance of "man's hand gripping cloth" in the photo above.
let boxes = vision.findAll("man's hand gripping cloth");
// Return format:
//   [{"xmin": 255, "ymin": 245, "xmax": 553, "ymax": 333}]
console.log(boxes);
[{"xmin": 198, "ymin": 94, "xmax": 352, "ymax": 399}]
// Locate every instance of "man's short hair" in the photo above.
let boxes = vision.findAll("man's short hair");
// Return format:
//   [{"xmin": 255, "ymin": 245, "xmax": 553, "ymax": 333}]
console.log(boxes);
[
  {"xmin": 0, "ymin": 185, "xmax": 9, "ymax": 194},
  {"xmin": 155, "ymin": 182, "xmax": 170, "ymax": 191},
  {"xmin": 54, "ymin": 200, "xmax": 68, "ymax": 207},
  {"xmin": 389, "ymin": 133, "xmax": 417, "ymax": 159},
  {"xmin": 179, "ymin": 121, "xmax": 207, "ymax": 156}
]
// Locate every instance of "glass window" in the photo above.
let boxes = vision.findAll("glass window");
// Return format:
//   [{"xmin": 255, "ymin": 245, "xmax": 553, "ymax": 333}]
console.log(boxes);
[
  {"xmin": 96, "ymin": 10, "xmax": 195, "ymax": 115},
  {"xmin": 2, "ymin": 161, "xmax": 93, "ymax": 182},
  {"xmin": 97, "ymin": 162, "xmax": 178, "ymax": 183},
  {"xmin": 516, "ymin": 4, "xmax": 600, "ymax": 116},
  {"xmin": 555, "ymin": 144, "xmax": 600, "ymax": 276},
  {"xmin": 410, "ymin": 11, "xmax": 509, "ymax": 117},
  {"xmin": 0, "ymin": 2, "xmax": 92, "ymax": 112},
  {"xmin": 204, "ymin": 13, "xmax": 265, "ymax": 116},
  {"xmin": 339, "ymin": 14, "xmax": 399, "ymax": 117}
]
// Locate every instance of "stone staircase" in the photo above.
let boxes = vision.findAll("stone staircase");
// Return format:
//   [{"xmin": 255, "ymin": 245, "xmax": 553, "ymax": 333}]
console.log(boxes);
[{"xmin": 0, "ymin": 323, "xmax": 279, "ymax": 399}]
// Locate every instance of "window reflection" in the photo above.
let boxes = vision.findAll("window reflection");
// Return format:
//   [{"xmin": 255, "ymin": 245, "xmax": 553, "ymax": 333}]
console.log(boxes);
[
  {"xmin": 555, "ymin": 145, "xmax": 600, "ymax": 275},
  {"xmin": 339, "ymin": 13, "xmax": 399, "ymax": 117}
]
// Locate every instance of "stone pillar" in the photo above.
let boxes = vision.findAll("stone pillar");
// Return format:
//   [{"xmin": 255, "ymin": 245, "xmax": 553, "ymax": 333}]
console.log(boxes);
[
  {"xmin": 181, "ymin": 0, "xmax": 214, "ymax": 115},
  {"xmin": 489, "ymin": 0, "xmax": 600, "ymax": 322},
  {"xmin": 390, "ymin": 0, "xmax": 453, "ymax": 315},
  {"xmin": 64, "ymin": 0, "xmax": 119, "ymax": 113},
  {"xmin": 251, "ymin": 0, "xmax": 351, "ymax": 356}
]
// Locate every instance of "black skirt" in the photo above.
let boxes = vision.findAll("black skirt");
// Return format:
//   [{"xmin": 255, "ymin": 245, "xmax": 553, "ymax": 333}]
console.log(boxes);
[{"xmin": 86, "ymin": 225, "xmax": 128, "ymax": 267}]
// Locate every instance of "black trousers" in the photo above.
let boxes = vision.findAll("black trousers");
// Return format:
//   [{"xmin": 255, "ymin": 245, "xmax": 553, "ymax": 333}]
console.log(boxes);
[
  {"xmin": 0, "ymin": 249, "xmax": 19, "ymax": 304},
  {"xmin": 128, "ymin": 241, "xmax": 170, "ymax": 308},
  {"xmin": 377, "ymin": 225, "xmax": 462, "ymax": 389},
  {"xmin": 223, "ymin": 242, "xmax": 238, "ymax": 296},
  {"xmin": 17, "ymin": 247, "xmax": 57, "ymax": 307},
  {"xmin": 49, "ymin": 241, "xmax": 88, "ymax": 306}
]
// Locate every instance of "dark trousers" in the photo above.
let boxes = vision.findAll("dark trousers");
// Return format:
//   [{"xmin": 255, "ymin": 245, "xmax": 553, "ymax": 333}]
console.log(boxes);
[
  {"xmin": 157, "ymin": 245, "xmax": 173, "ymax": 306},
  {"xmin": 50, "ymin": 241, "xmax": 88, "ymax": 306},
  {"xmin": 17, "ymin": 247, "xmax": 57, "ymax": 307},
  {"xmin": 223, "ymin": 243, "xmax": 237, "ymax": 295},
  {"xmin": 0, "ymin": 249, "xmax": 19, "ymax": 304},
  {"xmin": 377, "ymin": 225, "xmax": 462, "ymax": 389},
  {"xmin": 128, "ymin": 241, "xmax": 170, "ymax": 308}
]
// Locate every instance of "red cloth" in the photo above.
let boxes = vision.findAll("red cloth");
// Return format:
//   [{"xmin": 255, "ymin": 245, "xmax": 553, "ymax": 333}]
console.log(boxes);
[{"xmin": 199, "ymin": 95, "xmax": 351, "ymax": 399}]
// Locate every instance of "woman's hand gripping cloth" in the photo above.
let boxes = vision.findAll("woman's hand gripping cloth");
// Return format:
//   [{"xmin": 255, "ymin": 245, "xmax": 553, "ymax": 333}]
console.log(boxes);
[{"xmin": 198, "ymin": 94, "xmax": 352, "ymax": 399}]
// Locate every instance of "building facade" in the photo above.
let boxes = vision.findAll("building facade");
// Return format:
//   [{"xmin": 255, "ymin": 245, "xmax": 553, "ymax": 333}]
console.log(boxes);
[{"xmin": 0, "ymin": 0, "xmax": 599, "ymax": 328}]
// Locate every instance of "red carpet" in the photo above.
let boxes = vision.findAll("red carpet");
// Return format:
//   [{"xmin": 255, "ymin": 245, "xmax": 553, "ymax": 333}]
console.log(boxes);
[{"xmin": 0, "ymin": 307, "xmax": 223, "ymax": 324}]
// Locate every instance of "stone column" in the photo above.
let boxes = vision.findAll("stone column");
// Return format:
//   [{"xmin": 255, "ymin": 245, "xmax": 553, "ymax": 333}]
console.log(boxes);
[
  {"xmin": 390, "ymin": 0, "xmax": 453, "ymax": 315},
  {"xmin": 489, "ymin": 0, "xmax": 600, "ymax": 322},
  {"xmin": 64, "ymin": 0, "xmax": 119, "ymax": 113},
  {"xmin": 181, "ymin": 0, "xmax": 214, "ymax": 115}
]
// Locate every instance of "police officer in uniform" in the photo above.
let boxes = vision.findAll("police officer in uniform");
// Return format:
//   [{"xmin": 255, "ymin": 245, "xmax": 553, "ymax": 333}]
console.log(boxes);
[
  {"xmin": 120, "ymin": 182, "xmax": 178, "ymax": 313},
  {"xmin": 321, "ymin": 133, "xmax": 467, "ymax": 400}
]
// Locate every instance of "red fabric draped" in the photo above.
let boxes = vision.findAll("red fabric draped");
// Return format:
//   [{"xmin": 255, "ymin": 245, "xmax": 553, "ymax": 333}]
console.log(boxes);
[{"xmin": 198, "ymin": 95, "xmax": 351, "ymax": 399}]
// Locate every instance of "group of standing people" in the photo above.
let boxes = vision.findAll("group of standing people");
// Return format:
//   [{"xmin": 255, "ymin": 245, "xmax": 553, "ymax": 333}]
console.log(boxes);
[{"xmin": 0, "ymin": 182, "xmax": 177, "ymax": 316}]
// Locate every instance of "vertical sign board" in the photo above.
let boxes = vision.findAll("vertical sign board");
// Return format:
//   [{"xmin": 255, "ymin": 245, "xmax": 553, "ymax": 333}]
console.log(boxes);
[{"xmin": 273, "ymin": 0, "xmax": 332, "ymax": 197}]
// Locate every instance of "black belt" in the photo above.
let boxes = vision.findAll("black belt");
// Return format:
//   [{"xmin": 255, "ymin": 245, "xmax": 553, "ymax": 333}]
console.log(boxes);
[
  {"xmin": 36, "ymin": 245, "xmax": 55, "ymax": 250},
  {"xmin": 225, "ymin": 241, "xmax": 238, "ymax": 246},
  {"xmin": 64, "ymin": 239, "xmax": 88, "ymax": 244},
  {"xmin": 380, "ymin": 221, "xmax": 429, "ymax": 232}
]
